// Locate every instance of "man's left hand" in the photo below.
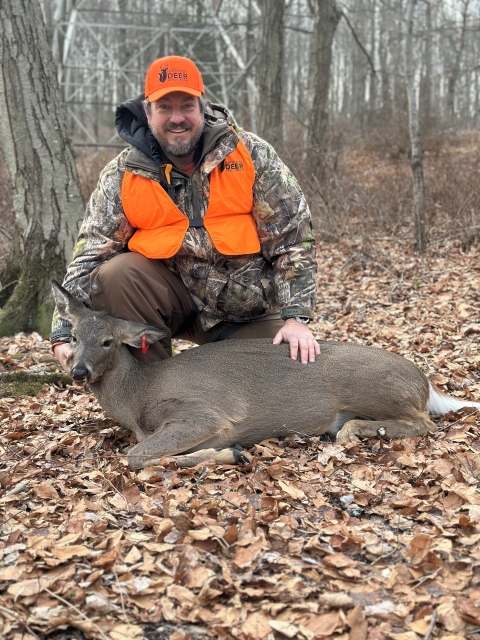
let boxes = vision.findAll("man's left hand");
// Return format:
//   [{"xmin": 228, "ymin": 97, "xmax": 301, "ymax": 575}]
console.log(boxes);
[{"xmin": 273, "ymin": 319, "xmax": 320, "ymax": 364}]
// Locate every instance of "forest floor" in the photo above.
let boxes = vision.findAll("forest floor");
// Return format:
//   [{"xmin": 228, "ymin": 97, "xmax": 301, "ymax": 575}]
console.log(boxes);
[{"xmin": 1, "ymin": 237, "xmax": 480, "ymax": 640}]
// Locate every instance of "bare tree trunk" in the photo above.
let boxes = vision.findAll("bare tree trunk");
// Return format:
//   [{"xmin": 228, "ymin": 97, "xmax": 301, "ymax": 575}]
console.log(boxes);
[
  {"xmin": 405, "ymin": 0, "xmax": 426, "ymax": 252},
  {"xmin": 393, "ymin": 0, "xmax": 407, "ymax": 116},
  {"xmin": 351, "ymin": 41, "xmax": 365, "ymax": 123},
  {"xmin": 379, "ymin": 1, "xmax": 391, "ymax": 117},
  {"xmin": 256, "ymin": 0, "xmax": 284, "ymax": 148},
  {"xmin": 305, "ymin": 0, "xmax": 341, "ymax": 182},
  {"xmin": 242, "ymin": 0, "xmax": 256, "ymax": 132},
  {"xmin": 446, "ymin": 0, "xmax": 469, "ymax": 120},
  {"xmin": 420, "ymin": 0, "xmax": 432, "ymax": 128},
  {"xmin": 475, "ymin": 60, "xmax": 480, "ymax": 128},
  {"xmin": 52, "ymin": 0, "xmax": 68, "ymax": 89},
  {"xmin": 0, "ymin": 0, "xmax": 84, "ymax": 336},
  {"xmin": 368, "ymin": 0, "xmax": 377, "ymax": 114},
  {"xmin": 464, "ymin": 67, "xmax": 472, "ymax": 125},
  {"xmin": 350, "ymin": 0, "xmax": 368, "ymax": 125},
  {"xmin": 117, "ymin": 0, "xmax": 134, "ymax": 104}
]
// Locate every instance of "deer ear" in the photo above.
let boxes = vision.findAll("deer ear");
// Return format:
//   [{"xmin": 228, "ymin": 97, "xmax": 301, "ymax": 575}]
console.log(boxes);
[
  {"xmin": 51, "ymin": 280, "xmax": 89, "ymax": 321},
  {"xmin": 116, "ymin": 320, "xmax": 170, "ymax": 348}
]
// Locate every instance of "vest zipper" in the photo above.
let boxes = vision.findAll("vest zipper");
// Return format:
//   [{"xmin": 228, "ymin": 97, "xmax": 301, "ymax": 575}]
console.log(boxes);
[{"xmin": 185, "ymin": 179, "xmax": 202, "ymax": 221}]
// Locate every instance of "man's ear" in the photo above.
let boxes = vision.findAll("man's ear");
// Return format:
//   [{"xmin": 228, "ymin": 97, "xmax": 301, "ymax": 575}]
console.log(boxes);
[
  {"xmin": 115, "ymin": 319, "xmax": 170, "ymax": 348},
  {"xmin": 51, "ymin": 280, "xmax": 89, "ymax": 322}
]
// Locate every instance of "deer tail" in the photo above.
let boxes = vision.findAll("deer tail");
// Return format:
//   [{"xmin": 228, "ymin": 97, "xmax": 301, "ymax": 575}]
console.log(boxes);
[{"xmin": 426, "ymin": 382, "xmax": 480, "ymax": 416}]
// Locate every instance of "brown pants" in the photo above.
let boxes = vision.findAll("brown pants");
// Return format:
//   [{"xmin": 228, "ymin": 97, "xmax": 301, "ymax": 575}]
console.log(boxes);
[{"xmin": 90, "ymin": 252, "xmax": 284, "ymax": 362}]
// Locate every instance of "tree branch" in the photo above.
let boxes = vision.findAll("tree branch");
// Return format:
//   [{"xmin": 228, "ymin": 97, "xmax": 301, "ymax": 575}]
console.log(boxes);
[{"xmin": 339, "ymin": 9, "xmax": 377, "ymax": 77}]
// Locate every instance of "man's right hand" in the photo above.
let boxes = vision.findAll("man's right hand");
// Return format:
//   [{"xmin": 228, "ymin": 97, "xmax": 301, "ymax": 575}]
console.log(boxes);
[{"xmin": 53, "ymin": 343, "xmax": 73, "ymax": 374}]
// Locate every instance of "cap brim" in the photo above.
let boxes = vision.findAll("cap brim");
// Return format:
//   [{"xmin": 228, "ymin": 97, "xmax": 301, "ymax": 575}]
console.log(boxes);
[{"xmin": 146, "ymin": 86, "xmax": 203, "ymax": 102}]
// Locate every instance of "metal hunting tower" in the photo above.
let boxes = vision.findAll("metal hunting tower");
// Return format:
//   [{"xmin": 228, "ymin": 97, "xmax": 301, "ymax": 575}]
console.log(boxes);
[{"xmin": 51, "ymin": 0, "xmax": 258, "ymax": 150}]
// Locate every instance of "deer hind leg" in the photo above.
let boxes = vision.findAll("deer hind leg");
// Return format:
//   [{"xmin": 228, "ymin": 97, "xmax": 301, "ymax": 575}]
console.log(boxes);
[{"xmin": 336, "ymin": 411, "xmax": 436, "ymax": 445}]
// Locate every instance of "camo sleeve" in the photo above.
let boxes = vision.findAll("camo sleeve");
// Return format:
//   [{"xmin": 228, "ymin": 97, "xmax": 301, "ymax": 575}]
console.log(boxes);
[
  {"xmin": 239, "ymin": 132, "xmax": 317, "ymax": 315},
  {"xmin": 51, "ymin": 149, "xmax": 134, "ymax": 334}
]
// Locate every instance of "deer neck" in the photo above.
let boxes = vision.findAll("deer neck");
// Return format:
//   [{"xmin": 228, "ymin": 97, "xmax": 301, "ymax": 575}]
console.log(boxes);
[{"xmin": 88, "ymin": 345, "xmax": 149, "ymax": 427}]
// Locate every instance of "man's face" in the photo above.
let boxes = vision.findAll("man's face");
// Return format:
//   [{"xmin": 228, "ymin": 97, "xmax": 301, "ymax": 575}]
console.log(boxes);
[{"xmin": 147, "ymin": 91, "xmax": 205, "ymax": 158}]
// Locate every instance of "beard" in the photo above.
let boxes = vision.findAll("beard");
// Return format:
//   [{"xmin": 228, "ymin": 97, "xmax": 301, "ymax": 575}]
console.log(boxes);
[{"xmin": 150, "ymin": 119, "xmax": 205, "ymax": 158}]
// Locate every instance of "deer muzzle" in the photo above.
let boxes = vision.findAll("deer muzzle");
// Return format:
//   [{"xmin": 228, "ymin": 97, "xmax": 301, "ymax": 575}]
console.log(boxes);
[{"xmin": 70, "ymin": 366, "xmax": 90, "ymax": 382}]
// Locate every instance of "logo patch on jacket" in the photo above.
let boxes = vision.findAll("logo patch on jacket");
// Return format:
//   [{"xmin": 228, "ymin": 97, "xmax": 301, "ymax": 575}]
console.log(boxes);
[
  {"xmin": 224, "ymin": 160, "xmax": 244, "ymax": 171},
  {"xmin": 158, "ymin": 65, "xmax": 188, "ymax": 83}
]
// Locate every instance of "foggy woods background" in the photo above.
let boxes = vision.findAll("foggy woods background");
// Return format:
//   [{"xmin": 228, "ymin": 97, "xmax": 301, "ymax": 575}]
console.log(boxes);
[
  {"xmin": 38, "ymin": 0, "xmax": 480, "ymax": 235},
  {"xmin": 1, "ymin": 0, "xmax": 480, "ymax": 334}
]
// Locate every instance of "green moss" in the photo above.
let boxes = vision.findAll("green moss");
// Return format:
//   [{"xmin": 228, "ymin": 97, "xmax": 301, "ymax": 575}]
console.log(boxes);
[
  {"xmin": 0, "ymin": 260, "xmax": 20, "ymax": 309},
  {"xmin": 36, "ymin": 299, "xmax": 56, "ymax": 337},
  {"xmin": 0, "ymin": 371, "xmax": 72, "ymax": 398},
  {"xmin": 0, "ymin": 239, "xmax": 66, "ymax": 337}
]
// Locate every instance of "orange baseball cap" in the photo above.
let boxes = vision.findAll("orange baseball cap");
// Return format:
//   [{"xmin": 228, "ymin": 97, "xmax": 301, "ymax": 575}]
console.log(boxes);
[{"xmin": 144, "ymin": 56, "xmax": 205, "ymax": 102}]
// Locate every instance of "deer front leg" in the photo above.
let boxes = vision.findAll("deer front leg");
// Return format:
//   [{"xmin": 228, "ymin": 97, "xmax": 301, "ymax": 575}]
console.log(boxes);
[
  {"xmin": 336, "ymin": 414, "xmax": 436, "ymax": 445},
  {"xmin": 161, "ymin": 445, "xmax": 251, "ymax": 469},
  {"xmin": 128, "ymin": 404, "xmax": 241, "ymax": 470}
]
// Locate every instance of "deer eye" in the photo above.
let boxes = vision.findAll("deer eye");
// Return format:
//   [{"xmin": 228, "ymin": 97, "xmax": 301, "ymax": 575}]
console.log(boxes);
[
  {"xmin": 70, "ymin": 335, "xmax": 77, "ymax": 343},
  {"xmin": 102, "ymin": 339, "xmax": 112, "ymax": 348}
]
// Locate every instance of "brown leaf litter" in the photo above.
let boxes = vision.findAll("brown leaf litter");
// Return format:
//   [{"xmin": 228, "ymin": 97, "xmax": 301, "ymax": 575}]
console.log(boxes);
[{"xmin": 1, "ymin": 238, "xmax": 480, "ymax": 639}]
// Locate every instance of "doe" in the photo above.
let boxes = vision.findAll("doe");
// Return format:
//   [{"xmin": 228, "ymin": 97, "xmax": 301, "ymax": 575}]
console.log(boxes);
[{"xmin": 52, "ymin": 280, "xmax": 480, "ymax": 470}]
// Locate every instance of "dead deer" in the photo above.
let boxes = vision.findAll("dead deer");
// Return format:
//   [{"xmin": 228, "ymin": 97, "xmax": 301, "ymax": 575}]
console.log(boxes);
[{"xmin": 52, "ymin": 280, "xmax": 480, "ymax": 470}]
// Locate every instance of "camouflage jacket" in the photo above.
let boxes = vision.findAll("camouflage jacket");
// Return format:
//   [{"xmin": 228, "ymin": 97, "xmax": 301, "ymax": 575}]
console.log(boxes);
[{"xmin": 52, "ymin": 98, "xmax": 317, "ymax": 336}]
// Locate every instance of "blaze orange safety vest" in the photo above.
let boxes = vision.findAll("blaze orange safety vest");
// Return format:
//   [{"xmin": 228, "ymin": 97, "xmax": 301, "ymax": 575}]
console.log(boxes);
[{"xmin": 121, "ymin": 136, "xmax": 260, "ymax": 258}]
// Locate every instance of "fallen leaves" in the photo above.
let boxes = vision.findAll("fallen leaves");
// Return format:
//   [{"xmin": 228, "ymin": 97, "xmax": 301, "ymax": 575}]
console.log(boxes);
[
  {"xmin": 404, "ymin": 534, "xmax": 433, "ymax": 564},
  {"xmin": 110, "ymin": 623, "xmax": 144, "ymax": 640},
  {"xmin": 7, "ymin": 576, "xmax": 54, "ymax": 597},
  {"xmin": 278, "ymin": 478, "xmax": 305, "ymax": 500},
  {"xmin": 233, "ymin": 536, "xmax": 265, "ymax": 569},
  {"xmin": 1, "ymin": 240, "xmax": 480, "ymax": 638}
]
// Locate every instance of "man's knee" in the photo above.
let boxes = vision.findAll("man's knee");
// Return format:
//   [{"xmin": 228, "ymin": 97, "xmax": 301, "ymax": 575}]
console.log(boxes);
[
  {"xmin": 92, "ymin": 252, "xmax": 161, "ymax": 290},
  {"xmin": 90, "ymin": 252, "xmax": 198, "ymax": 345}
]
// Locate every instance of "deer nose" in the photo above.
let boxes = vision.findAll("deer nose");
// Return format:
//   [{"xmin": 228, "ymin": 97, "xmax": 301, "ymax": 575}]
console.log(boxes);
[{"xmin": 70, "ymin": 367, "xmax": 90, "ymax": 381}]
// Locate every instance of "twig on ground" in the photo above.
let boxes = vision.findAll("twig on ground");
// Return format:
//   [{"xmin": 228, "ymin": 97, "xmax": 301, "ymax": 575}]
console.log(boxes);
[
  {"xmin": 99, "ymin": 472, "xmax": 129, "ymax": 509},
  {"xmin": 437, "ymin": 409, "xmax": 479, "ymax": 432},
  {"xmin": 0, "ymin": 510, "xmax": 22, "ymax": 528},
  {"xmin": 4, "ymin": 483, "xmax": 28, "ymax": 497},
  {"xmin": 113, "ymin": 565, "xmax": 129, "ymax": 624},
  {"xmin": 198, "ymin": 518, "xmax": 230, "ymax": 551},
  {"xmin": 339, "ymin": 252, "xmax": 360, "ymax": 273},
  {"xmin": 412, "ymin": 567, "xmax": 441, "ymax": 589},
  {"xmin": 0, "ymin": 604, "xmax": 38, "ymax": 637},
  {"xmin": 44, "ymin": 588, "xmax": 110, "ymax": 640},
  {"xmin": 220, "ymin": 496, "xmax": 247, "ymax": 514},
  {"xmin": 423, "ymin": 609, "xmax": 437, "ymax": 640},
  {"xmin": 420, "ymin": 356, "xmax": 435, "ymax": 371},
  {"xmin": 457, "ymin": 335, "xmax": 477, "ymax": 356},
  {"xmin": 370, "ymin": 542, "xmax": 399, "ymax": 566},
  {"xmin": 3, "ymin": 443, "xmax": 24, "ymax": 460}
]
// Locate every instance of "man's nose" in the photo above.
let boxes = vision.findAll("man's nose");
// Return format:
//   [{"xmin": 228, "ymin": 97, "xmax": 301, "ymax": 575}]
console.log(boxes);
[{"xmin": 169, "ymin": 109, "xmax": 186, "ymax": 124}]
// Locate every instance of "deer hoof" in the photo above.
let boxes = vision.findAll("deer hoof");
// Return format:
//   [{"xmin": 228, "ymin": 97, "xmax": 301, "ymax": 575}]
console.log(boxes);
[{"xmin": 231, "ymin": 445, "xmax": 251, "ymax": 464}]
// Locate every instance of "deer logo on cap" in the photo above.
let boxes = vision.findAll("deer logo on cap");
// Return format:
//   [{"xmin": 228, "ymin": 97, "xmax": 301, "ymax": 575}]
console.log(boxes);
[{"xmin": 159, "ymin": 65, "xmax": 168, "ymax": 83}]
